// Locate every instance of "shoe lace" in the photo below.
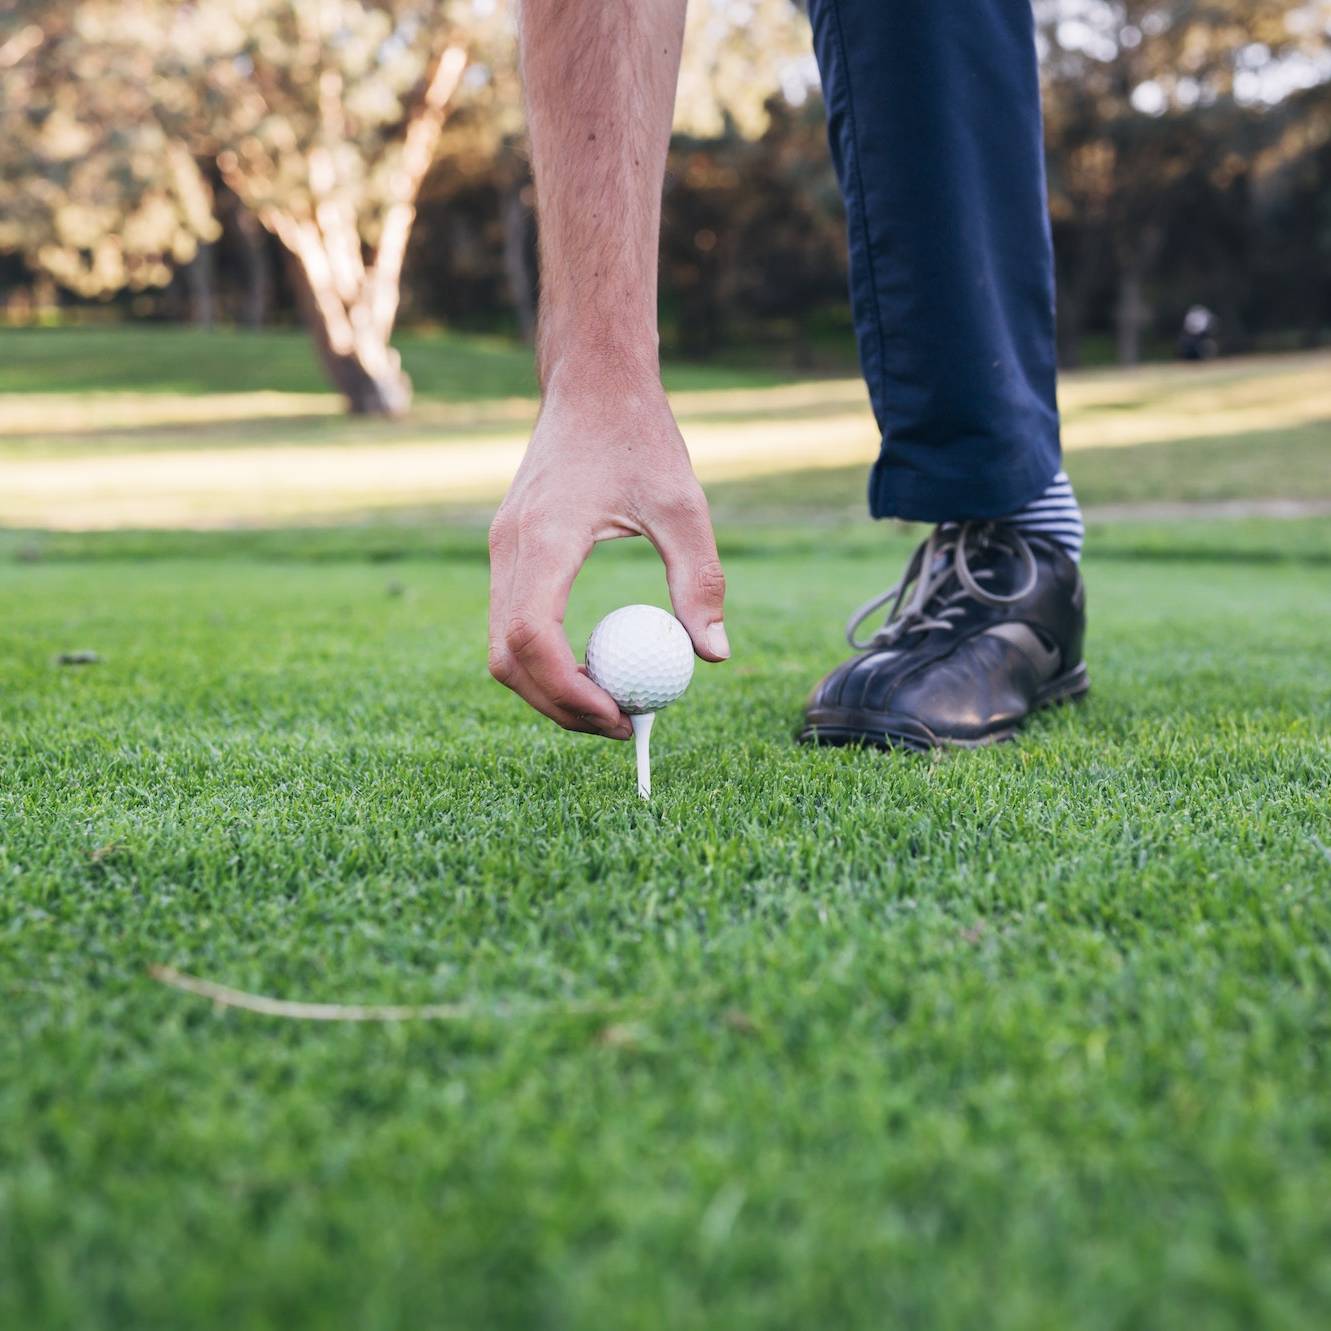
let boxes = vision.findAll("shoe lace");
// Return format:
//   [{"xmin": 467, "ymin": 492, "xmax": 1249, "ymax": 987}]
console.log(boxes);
[{"xmin": 845, "ymin": 521, "xmax": 1039, "ymax": 650}]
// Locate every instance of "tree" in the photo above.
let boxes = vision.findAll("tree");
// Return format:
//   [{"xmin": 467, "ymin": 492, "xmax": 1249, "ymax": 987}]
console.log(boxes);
[
  {"xmin": 1, "ymin": 0, "xmax": 819, "ymax": 404},
  {"xmin": 163, "ymin": 0, "xmax": 475, "ymax": 414},
  {"xmin": 405, "ymin": 18, "xmax": 530, "ymax": 338},
  {"xmin": 2, "ymin": 0, "xmax": 487, "ymax": 415},
  {"xmin": 676, "ymin": 0, "xmax": 814, "ymax": 140},
  {"xmin": 407, "ymin": 0, "xmax": 816, "ymax": 347},
  {"xmin": 661, "ymin": 100, "xmax": 844, "ymax": 363},
  {"xmin": 0, "ymin": 2, "xmax": 217, "ymax": 300},
  {"xmin": 1252, "ymin": 79, "xmax": 1331, "ymax": 345},
  {"xmin": 1039, "ymin": 0, "xmax": 1331, "ymax": 364}
]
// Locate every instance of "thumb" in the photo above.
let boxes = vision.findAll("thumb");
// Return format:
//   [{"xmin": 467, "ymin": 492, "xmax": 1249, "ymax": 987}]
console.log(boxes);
[{"xmin": 649, "ymin": 491, "xmax": 730, "ymax": 662}]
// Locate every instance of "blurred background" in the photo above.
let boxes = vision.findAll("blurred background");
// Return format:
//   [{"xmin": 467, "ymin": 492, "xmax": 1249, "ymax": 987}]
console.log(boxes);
[{"xmin": 0, "ymin": 0, "xmax": 1329, "ymax": 530}]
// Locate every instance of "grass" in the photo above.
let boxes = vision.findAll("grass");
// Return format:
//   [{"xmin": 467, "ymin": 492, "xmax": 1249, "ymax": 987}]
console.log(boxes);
[
  {"xmin": 0, "ymin": 330, "xmax": 1327, "ymax": 529},
  {"xmin": 3, "ymin": 519, "xmax": 1331, "ymax": 1330},
  {"xmin": 2, "ymin": 329, "xmax": 1330, "ymax": 1328},
  {"xmin": 706, "ymin": 419, "xmax": 1331, "ymax": 521},
  {"xmin": 0, "ymin": 325, "xmax": 787, "ymax": 399}
]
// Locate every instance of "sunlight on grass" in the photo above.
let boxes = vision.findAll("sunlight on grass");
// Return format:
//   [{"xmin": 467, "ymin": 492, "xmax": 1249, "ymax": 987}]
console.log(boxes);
[{"xmin": 0, "ymin": 345, "xmax": 1327, "ymax": 529}]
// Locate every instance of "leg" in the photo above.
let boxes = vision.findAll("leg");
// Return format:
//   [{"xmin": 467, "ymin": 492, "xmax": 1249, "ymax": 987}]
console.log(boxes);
[
  {"xmin": 800, "ymin": 1, "xmax": 1089, "ymax": 751},
  {"xmin": 807, "ymin": 0, "xmax": 1061, "ymax": 521}
]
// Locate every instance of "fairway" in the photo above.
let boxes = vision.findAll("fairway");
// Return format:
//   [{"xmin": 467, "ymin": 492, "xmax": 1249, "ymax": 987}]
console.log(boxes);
[
  {"xmin": 3, "ymin": 330, "xmax": 1331, "ymax": 1328},
  {"xmin": 3, "ymin": 517, "xmax": 1330, "ymax": 1329},
  {"xmin": 2, "ymin": 329, "xmax": 1330, "ymax": 527}
]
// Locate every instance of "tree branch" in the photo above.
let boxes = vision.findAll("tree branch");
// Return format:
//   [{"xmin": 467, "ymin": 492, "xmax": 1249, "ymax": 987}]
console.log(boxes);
[
  {"xmin": 365, "ymin": 44, "xmax": 468, "ymax": 340},
  {"xmin": 0, "ymin": 23, "xmax": 43, "ymax": 69}
]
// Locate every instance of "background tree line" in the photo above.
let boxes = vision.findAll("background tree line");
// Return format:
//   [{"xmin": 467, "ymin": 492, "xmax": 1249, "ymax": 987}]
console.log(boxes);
[{"xmin": 2, "ymin": 0, "xmax": 1329, "ymax": 412}]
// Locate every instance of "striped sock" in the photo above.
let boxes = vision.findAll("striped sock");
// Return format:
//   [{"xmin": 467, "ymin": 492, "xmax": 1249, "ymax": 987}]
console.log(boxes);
[{"xmin": 1003, "ymin": 470, "xmax": 1084, "ymax": 562}]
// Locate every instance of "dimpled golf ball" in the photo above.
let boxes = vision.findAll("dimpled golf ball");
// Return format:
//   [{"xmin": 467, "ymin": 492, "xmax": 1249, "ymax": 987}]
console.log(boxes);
[{"xmin": 585, "ymin": 605, "xmax": 695, "ymax": 715}]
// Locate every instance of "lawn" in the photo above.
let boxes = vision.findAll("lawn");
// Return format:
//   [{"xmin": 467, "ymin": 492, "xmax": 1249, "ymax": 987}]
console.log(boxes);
[
  {"xmin": 2, "ymin": 331, "xmax": 1330, "ymax": 1329},
  {"xmin": 1, "ymin": 328, "xmax": 1329, "ymax": 529},
  {"xmin": 0, "ymin": 324, "xmax": 788, "ymax": 399}
]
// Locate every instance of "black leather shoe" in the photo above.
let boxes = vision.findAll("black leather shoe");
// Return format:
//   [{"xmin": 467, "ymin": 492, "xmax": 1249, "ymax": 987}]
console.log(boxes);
[{"xmin": 798, "ymin": 522, "xmax": 1088, "ymax": 750}]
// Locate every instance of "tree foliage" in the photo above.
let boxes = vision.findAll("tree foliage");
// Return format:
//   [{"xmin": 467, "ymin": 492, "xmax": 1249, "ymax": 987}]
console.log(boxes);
[
  {"xmin": 1, "ymin": 0, "xmax": 492, "ymax": 411},
  {"xmin": 0, "ymin": 1, "xmax": 217, "ymax": 297},
  {"xmin": 159, "ymin": 0, "xmax": 478, "ymax": 412},
  {"xmin": 1038, "ymin": 0, "xmax": 1331, "ymax": 360},
  {"xmin": 2, "ymin": 0, "xmax": 1329, "ymax": 377},
  {"xmin": 676, "ymin": 0, "xmax": 813, "ymax": 138}
]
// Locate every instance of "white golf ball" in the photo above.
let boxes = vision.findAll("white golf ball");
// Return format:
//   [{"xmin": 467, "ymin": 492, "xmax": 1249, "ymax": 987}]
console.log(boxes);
[{"xmin": 585, "ymin": 605, "xmax": 695, "ymax": 714}]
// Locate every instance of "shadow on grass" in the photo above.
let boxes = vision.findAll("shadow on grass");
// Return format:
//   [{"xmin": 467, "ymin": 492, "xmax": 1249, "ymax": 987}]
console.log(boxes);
[{"xmin": 3, "ymin": 517, "xmax": 1329, "ymax": 569}]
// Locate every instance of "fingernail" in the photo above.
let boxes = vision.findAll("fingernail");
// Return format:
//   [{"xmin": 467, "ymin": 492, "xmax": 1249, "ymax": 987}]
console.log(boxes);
[{"xmin": 706, "ymin": 622, "xmax": 730, "ymax": 660}]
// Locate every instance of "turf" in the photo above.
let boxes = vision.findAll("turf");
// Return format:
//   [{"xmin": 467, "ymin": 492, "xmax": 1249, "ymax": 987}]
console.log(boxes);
[
  {"xmin": 0, "ymin": 326, "xmax": 786, "ymax": 399},
  {"xmin": 2, "ymin": 338, "xmax": 1327, "ymax": 530},
  {"xmin": 707, "ymin": 419, "xmax": 1331, "ymax": 519},
  {"xmin": 3, "ymin": 519, "xmax": 1330, "ymax": 1330}
]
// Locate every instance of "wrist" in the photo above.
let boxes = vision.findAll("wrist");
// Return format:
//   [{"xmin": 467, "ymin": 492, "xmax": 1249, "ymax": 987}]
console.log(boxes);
[
  {"xmin": 538, "ymin": 312, "xmax": 660, "ymax": 393},
  {"xmin": 541, "ymin": 344, "xmax": 663, "ymax": 404}
]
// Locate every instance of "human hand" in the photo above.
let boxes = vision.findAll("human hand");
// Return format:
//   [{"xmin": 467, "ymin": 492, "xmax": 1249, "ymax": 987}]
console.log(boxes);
[{"xmin": 488, "ymin": 377, "xmax": 728, "ymax": 738}]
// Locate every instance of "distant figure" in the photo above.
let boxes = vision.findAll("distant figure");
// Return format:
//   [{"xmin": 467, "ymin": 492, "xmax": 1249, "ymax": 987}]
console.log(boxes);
[{"xmin": 1179, "ymin": 305, "xmax": 1221, "ymax": 361}]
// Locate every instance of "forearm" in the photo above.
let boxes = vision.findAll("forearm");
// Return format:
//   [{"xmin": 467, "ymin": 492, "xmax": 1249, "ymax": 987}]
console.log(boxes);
[
  {"xmin": 519, "ymin": 0, "xmax": 687, "ymax": 393},
  {"xmin": 489, "ymin": 1, "xmax": 725, "ymax": 738}
]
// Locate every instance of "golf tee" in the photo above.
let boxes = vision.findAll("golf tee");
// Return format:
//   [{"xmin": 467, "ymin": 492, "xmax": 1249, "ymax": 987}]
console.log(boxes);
[{"xmin": 630, "ymin": 712, "xmax": 655, "ymax": 799}]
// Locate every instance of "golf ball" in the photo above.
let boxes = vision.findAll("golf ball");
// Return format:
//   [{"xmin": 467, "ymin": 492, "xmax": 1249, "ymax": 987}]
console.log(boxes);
[{"xmin": 585, "ymin": 605, "xmax": 695, "ymax": 714}]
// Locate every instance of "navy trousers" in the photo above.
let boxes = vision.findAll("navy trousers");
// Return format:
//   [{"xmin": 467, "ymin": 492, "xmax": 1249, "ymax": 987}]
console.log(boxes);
[{"xmin": 806, "ymin": 0, "xmax": 1062, "ymax": 522}]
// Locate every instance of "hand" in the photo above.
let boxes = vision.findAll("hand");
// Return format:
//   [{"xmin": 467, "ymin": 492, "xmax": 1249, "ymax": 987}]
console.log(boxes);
[{"xmin": 488, "ymin": 377, "xmax": 729, "ymax": 738}]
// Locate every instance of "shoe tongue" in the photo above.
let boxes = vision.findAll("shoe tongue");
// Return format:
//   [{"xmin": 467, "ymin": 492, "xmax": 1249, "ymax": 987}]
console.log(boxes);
[
  {"xmin": 929, "ymin": 523, "xmax": 961, "ymax": 579},
  {"xmin": 932, "ymin": 524, "xmax": 1027, "ymax": 599}
]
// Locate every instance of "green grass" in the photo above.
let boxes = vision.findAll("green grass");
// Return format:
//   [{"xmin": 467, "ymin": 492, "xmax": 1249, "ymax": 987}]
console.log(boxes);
[
  {"xmin": 3, "ymin": 330, "xmax": 1330, "ymax": 1326},
  {"xmin": 0, "ymin": 326, "xmax": 787, "ymax": 399},
  {"xmin": 1, "ymin": 333, "xmax": 1327, "ymax": 531},
  {"xmin": 3, "ymin": 518, "xmax": 1330, "ymax": 1330},
  {"xmin": 707, "ymin": 420, "xmax": 1331, "ymax": 518}
]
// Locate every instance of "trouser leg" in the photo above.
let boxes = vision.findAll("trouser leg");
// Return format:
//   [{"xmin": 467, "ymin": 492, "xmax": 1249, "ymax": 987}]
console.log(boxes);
[{"xmin": 806, "ymin": 0, "xmax": 1062, "ymax": 521}]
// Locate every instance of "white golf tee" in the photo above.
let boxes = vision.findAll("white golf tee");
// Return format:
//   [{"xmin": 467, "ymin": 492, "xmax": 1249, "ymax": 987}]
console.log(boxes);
[{"xmin": 630, "ymin": 713, "xmax": 655, "ymax": 799}]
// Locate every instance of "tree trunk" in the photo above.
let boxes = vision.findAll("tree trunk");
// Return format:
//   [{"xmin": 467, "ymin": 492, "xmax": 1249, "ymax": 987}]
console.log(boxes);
[
  {"xmin": 501, "ymin": 180, "xmax": 537, "ymax": 343},
  {"xmin": 791, "ymin": 313, "xmax": 814, "ymax": 371},
  {"xmin": 316, "ymin": 342, "xmax": 411, "ymax": 416},
  {"xmin": 185, "ymin": 241, "xmax": 215, "ymax": 330},
  {"xmin": 234, "ymin": 206, "xmax": 271, "ymax": 331},
  {"xmin": 286, "ymin": 252, "xmax": 412, "ymax": 415},
  {"xmin": 1115, "ymin": 263, "xmax": 1147, "ymax": 366},
  {"xmin": 215, "ymin": 45, "xmax": 466, "ymax": 416},
  {"xmin": 1055, "ymin": 236, "xmax": 1101, "ymax": 370},
  {"xmin": 1299, "ymin": 301, "xmax": 1323, "ymax": 349},
  {"xmin": 1056, "ymin": 289, "xmax": 1083, "ymax": 369}
]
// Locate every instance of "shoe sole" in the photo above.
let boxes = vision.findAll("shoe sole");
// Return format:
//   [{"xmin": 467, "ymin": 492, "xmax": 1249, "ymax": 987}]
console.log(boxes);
[{"xmin": 797, "ymin": 662, "xmax": 1091, "ymax": 752}]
